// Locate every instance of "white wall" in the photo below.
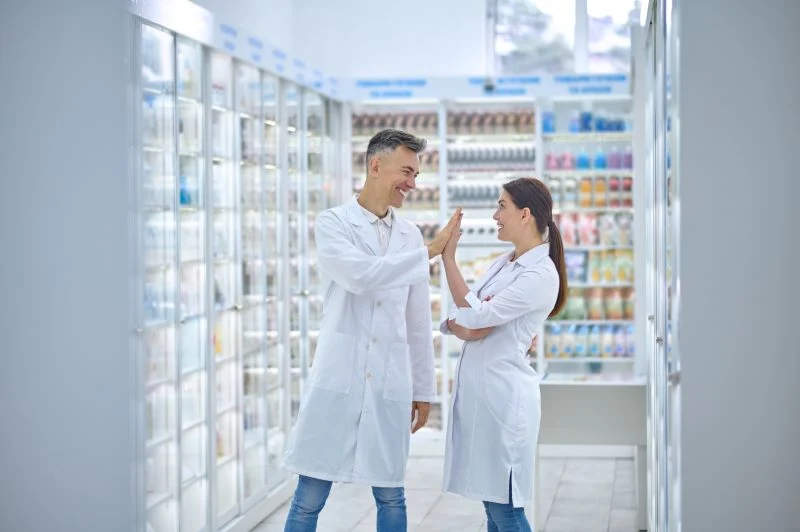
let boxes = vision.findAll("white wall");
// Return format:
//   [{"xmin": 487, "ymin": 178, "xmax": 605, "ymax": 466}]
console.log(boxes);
[
  {"xmin": 0, "ymin": 0, "xmax": 133, "ymax": 530},
  {"xmin": 680, "ymin": 0, "xmax": 800, "ymax": 530},
  {"xmin": 193, "ymin": 0, "xmax": 295, "ymax": 52},
  {"xmin": 293, "ymin": 0, "xmax": 487, "ymax": 78}
]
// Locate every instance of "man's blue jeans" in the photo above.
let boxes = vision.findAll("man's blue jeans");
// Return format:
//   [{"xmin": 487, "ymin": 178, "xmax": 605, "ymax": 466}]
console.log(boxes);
[{"xmin": 284, "ymin": 475, "xmax": 407, "ymax": 532}]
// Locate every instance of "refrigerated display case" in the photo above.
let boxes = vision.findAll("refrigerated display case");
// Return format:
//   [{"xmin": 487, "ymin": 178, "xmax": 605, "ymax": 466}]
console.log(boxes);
[
  {"xmin": 132, "ymin": 5, "xmax": 344, "ymax": 530},
  {"xmin": 287, "ymin": 86, "xmax": 337, "ymax": 427},
  {"xmin": 538, "ymin": 97, "xmax": 638, "ymax": 381}
]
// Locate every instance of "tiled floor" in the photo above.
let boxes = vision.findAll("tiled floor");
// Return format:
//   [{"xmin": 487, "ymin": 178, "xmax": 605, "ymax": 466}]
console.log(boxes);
[{"xmin": 253, "ymin": 455, "xmax": 638, "ymax": 532}]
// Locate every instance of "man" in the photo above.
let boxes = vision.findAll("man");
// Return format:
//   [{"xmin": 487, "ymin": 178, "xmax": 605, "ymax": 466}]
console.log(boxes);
[{"xmin": 282, "ymin": 129, "xmax": 461, "ymax": 531}]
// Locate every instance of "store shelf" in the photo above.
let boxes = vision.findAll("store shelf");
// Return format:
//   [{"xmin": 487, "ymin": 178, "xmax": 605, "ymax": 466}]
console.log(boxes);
[
  {"xmin": 147, "ymin": 492, "xmax": 172, "ymax": 510},
  {"xmin": 544, "ymin": 169, "xmax": 634, "ymax": 177},
  {"xmin": 568, "ymin": 281, "xmax": 634, "ymax": 288},
  {"xmin": 548, "ymin": 319, "xmax": 634, "ymax": 326},
  {"xmin": 146, "ymin": 376, "xmax": 172, "ymax": 390},
  {"xmin": 543, "ymin": 132, "xmax": 632, "ymax": 143},
  {"xmin": 448, "ymin": 133, "xmax": 535, "ymax": 144},
  {"xmin": 146, "ymin": 433, "xmax": 172, "ymax": 450},
  {"xmin": 554, "ymin": 206, "xmax": 634, "ymax": 215},
  {"xmin": 545, "ymin": 357, "xmax": 635, "ymax": 363}
]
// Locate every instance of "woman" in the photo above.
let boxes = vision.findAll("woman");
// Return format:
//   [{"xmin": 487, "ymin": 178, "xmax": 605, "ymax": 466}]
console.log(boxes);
[{"xmin": 440, "ymin": 177, "xmax": 567, "ymax": 532}]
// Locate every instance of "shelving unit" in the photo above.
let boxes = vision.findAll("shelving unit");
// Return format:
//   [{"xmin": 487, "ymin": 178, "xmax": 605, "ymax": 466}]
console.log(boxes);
[
  {"xmin": 133, "ymin": 5, "xmax": 343, "ymax": 530},
  {"xmin": 539, "ymin": 98, "xmax": 637, "ymax": 380}
]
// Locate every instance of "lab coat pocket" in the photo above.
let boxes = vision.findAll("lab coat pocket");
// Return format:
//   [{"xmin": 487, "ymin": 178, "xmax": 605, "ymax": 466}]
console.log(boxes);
[
  {"xmin": 383, "ymin": 341, "xmax": 413, "ymax": 403},
  {"xmin": 310, "ymin": 331, "xmax": 357, "ymax": 394}
]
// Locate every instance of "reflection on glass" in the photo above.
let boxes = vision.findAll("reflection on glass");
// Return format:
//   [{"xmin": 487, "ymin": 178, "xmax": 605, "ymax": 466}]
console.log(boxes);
[
  {"xmin": 495, "ymin": 0, "xmax": 575, "ymax": 74},
  {"xmin": 587, "ymin": 0, "xmax": 637, "ymax": 73}
]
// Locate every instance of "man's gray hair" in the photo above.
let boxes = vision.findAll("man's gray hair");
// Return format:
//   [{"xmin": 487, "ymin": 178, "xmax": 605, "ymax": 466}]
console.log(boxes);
[{"xmin": 365, "ymin": 129, "xmax": 427, "ymax": 172}]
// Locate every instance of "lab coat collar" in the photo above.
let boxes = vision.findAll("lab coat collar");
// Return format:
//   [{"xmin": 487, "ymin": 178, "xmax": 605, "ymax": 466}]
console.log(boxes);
[
  {"xmin": 513, "ymin": 243, "xmax": 551, "ymax": 268},
  {"xmin": 345, "ymin": 196, "xmax": 408, "ymax": 255},
  {"xmin": 357, "ymin": 200, "xmax": 394, "ymax": 228}
]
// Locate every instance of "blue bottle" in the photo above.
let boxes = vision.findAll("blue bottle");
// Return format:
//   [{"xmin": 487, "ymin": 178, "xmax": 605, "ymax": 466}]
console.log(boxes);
[
  {"xmin": 568, "ymin": 112, "xmax": 580, "ymax": 133},
  {"xmin": 580, "ymin": 111, "xmax": 593, "ymax": 132},
  {"xmin": 543, "ymin": 111, "xmax": 556, "ymax": 133},
  {"xmin": 576, "ymin": 147, "xmax": 591, "ymax": 170},
  {"xmin": 594, "ymin": 148, "xmax": 607, "ymax": 169},
  {"xmin": 179, "ymin": 175, "xmax": 191, "ymax": 206}
]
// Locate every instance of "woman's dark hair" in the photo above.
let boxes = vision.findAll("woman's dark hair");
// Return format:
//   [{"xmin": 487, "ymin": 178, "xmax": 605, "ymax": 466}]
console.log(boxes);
[{"xmin": 502, "ymin": 177, "xmax": 568, "ymax": 317}]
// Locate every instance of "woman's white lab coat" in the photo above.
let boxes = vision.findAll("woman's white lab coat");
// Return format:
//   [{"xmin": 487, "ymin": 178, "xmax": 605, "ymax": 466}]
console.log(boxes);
[
  {"xmin": 283, "ymin": 197, "xmax": 437, "ymax": 487},
  {"xmin": 441, "ymin": 243, "xmax": 558, "ymax": 506}
]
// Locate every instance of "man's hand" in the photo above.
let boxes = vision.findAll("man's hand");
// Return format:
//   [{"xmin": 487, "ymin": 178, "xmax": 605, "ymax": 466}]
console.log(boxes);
[
  {"xmin": 427, "ymin": 208, "xmax": 462, "ymax": 259},
  {"xmin": 447, "ymin": 319, "xmax": 493, "ymax": 341},
  {"xmin": 411, "ymin": 401, "xmax": 431, "ymax": 433}
]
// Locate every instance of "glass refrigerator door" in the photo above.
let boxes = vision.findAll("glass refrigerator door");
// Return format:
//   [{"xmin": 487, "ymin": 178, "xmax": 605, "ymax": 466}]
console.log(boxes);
[
  {"xmin": 262, "ymin": 73, "xmax": 287, "ymax": 490},
  {"xmin": 176, "ymin": 36, "xmax": 209, "ymax": 532},
  {"xmin": 285, "ymin": 83, "xmax": 304, "ymax": 424},
  {"xmin": 210, "ymin": 51, "xmax": 240, "ymax": 526},
  {"xmin": 666, "ymin": 1, "xmax": 682, "ymax": 527},
  {"xmin": 236, "ymin": 61, "xmax": 269, "ymax": 504},
  {"xmin": 305, "ymin": 91, "xmax": 325, "ymax": 369},
  {"xmin": 141, "ymin": 23, "xmax": 179, "ymax": 532}
]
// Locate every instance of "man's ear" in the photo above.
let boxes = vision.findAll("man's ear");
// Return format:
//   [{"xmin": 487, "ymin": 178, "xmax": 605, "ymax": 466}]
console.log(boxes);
[{"xmin": 368, "ymin": 154, "xmax": 380, "ymax": 177}]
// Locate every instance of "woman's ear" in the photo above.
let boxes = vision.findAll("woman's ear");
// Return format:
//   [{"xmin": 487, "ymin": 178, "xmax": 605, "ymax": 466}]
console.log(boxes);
[{"xmin": 521, "ymin": 207, "xmax": 532, "ymax": 224}]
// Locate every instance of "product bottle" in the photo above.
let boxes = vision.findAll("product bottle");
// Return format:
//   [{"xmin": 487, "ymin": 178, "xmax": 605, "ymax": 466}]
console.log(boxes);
[
  {"xmin": 613, "ymin": 325, "xmax": 627, "ymax": 357},
  {"xmin": 623, "ymin": 146, "xmax": 634, "ymax": 169},
  {"xmin": 576, "ymin": 147, "xmax": 591, "ymax": 170},
  {"xmin": 575, "ymin": 326, "xmax": 590, "ymax": 358},
  {"xmin": 608, "ymin": 147, "xmax": 622, "ymax": 169},
  {"xmin": 594, "ymin": 148, "xmax": 607, "ymax": 169},
  {"xmin": 588, "ymin": 325, "xmax": 602, "ymax": 359},
  {"xmin": 546, "ymin": 325, "xmax": 561, "ymax": 359}
]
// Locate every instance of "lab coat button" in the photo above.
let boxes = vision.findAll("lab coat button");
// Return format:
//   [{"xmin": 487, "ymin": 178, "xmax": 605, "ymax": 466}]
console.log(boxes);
[{"xmin": 366, "ymin": 372, "xmax": 372, "ymax": 379}]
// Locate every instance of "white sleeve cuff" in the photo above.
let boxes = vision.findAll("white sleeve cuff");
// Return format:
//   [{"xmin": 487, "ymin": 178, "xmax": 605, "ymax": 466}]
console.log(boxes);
[{"xmin": 464, "ymin": 291, "xmax": 481, "ymax": 309}]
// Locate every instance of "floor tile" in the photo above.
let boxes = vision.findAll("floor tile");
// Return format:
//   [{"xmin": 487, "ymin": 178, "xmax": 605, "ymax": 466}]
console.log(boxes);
[{"xmin": 254, "ymin": 456, "xmax": 637, "ymax": 532}]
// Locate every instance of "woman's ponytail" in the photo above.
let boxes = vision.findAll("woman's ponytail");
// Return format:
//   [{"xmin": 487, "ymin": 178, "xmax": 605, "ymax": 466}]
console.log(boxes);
[{"xmin": 547, "ymin": 219, "xmax": 568, "ymax": 317}]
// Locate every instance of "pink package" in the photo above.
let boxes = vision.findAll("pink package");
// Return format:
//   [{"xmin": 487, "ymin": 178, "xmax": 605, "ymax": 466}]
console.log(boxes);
[{"xmin": 577, "ymin": 213, "xmax": 599, "ymax": 246}]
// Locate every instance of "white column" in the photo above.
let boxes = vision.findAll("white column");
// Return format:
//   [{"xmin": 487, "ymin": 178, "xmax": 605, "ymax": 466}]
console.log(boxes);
[
  {"xmin": 0, "ymin": 1, "xmax": 133, "ymax": 531},
  {"xmin": 679, "ymin": 0, "xmax": 800, "ymax": 530}
]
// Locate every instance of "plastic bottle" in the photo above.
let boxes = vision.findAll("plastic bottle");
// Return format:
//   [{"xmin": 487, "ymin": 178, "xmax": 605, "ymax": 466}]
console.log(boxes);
[
  {"xmin": 625, "ymin": 324, "xmax": 636, "ymax": 357},
  {"xmin": 588, "ymin": 325, "xmax": 602, "ymax": 359},
  {"xmin": 594, "ymin": 148, "xmax": 607, "ymax": 169},
  {"xmin": 576, "ymin": 147, "xmax": 591, "ymax": 170},
  {"xmin": 546, "ymin": 325, "xmax": 562, "ymax": 359},
  {"xmin": 600, "ymin": 325, "xmax": 615, "ymax": 358},
  {"xmin": 613, "ymin": 325, "xmax": 627, "ymax": 357},
  {"xmin": 575, "ymin": 326, "xmax": 590, "ymax": 358}
]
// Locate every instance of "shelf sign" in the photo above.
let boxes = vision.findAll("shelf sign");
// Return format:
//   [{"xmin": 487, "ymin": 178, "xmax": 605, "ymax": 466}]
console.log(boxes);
[
  {"xmin": 272, "ymin": 47, "xmax": 287, "ymax": 74},
  {"xmin": 312, "ymin": 69, "xmax": 324, "ymax": 91},
  {"xmin": 552, "ymin": 74, "xmax": 629, "ymax": 96},
  {"xmin": 247, "ymin": 36, "xmax": 263, "ymax": 64},
  {"xmin": 354, "ymin": 78, "xmax": 427, "ymax": 99},
  {"xmin": 219, "ymin": 24, "xmax": 237, "ymax": 53},
  {"xmin": 293, "ymin": 59, "xmax": 307, "ymax": 83}
]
